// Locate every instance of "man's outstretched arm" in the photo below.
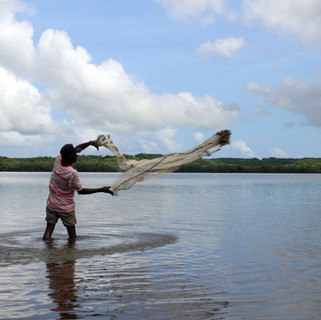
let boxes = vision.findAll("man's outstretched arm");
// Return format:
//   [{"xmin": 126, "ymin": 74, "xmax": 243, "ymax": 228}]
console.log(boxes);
[{"xmin": 78, "ymin": 186, "xmax": 114, "ymax": 196}]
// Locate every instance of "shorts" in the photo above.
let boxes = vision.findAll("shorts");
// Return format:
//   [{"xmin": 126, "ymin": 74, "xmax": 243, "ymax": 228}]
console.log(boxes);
[{"xmin": 46, "ymin": 207, "xmax": 77, "ymax": 227}]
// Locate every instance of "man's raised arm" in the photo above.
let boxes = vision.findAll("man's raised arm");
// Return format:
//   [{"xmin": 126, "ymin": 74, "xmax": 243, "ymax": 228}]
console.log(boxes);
[{"xmin": 75, "ymin": 140, "xmax": 99, "ymax": 153}]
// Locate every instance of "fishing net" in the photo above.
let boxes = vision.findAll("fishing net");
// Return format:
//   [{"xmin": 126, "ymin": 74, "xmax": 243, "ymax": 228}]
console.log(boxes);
[{"xmin": 97, "ymin": 130, "xmax": 231, "ymax": 195}]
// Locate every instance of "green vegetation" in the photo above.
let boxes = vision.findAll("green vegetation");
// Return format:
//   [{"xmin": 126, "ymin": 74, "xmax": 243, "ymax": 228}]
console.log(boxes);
[
  {"xmin": 176, "ymin": 157, "xmax": 321, "ymax": 173},
  {"xmin": 1, "ymin": 155, "xmax": 321, "ymax": 173}
]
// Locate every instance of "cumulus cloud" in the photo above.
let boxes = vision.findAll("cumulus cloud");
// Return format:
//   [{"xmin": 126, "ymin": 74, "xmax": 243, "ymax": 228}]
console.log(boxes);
[
  {"xmin": 193, "ymin": 131, "xmax": 205, "ymax": 143},
  {"xmin": 231, "ymin": 139, "xmax": 255, "ymax": 158},
  {"xmin": 0, "ymin": 130, "xmax": 43, "ymax": 146},
  {"xmin": 0, "ymin": 2, "xmax": 238, "ymax": 154},
  {"xmin": 154, "ymin": 0, "xmax": 227, "ymax": 25},
  {"xmin": 248, "ymin": 76, "xmax": 321, "ymax": 126},
  {"xmin": 0, "ymin": 66, "xmax": 59, "ymax": 134},
  {"xmin": 137, "ymin": 127, "xmax": 185, "ymax": 153},
  {"xmin": 242, "ymin": 0, "xmax": 321, "ymax": 46},
  {"xmin": 0, "ymin": 0, "xmax": 36, "ymax": 74},
  {"xmin": 196, "ymin": 37, "xmax": 244, "ymax": 59},
  {"xmin": 156, "ymin": 0, "xmax": 321, "ymax": 47},
  {"xmin": 36, "ymin": 29, "xmax": 239, "ymax": 131},
  {"xmin": 270, "ymin": 147, "xmax": 288, "ymax": 158}
]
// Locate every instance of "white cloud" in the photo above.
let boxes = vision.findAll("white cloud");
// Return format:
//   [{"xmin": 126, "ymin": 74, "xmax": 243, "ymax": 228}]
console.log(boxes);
[
  {"xmin": 270, "ymin": 147, "xmax": 288, "ymax": 158},
  {"xmin": 248, "ymin": 76, "xmax": 321, "ymax": 127},
  {"xmin": 0, "ymin": 2, "xmax": 238, "ymax": 154},
  {"xmin": 242, "ymin": 0, "xmax": 321, "ymax": 46},
  {"xmin": 35, "ymin": 29, "xmax": 239, "ymax": 131},
  {"xmin": 0, "ymin": 66, "xmax": 59, "ymax": 134},
  {"xmin": 156, "ymin": 0, "xmax": 321, "ymax": 47},
  {"xmin": 196, "ymin": 37, "xmax": 244, "ymax": 59},
  {"xmin": 0, "ymin": 0, "xmax": 36, "ymax": 74},
  {"xmin": 193, "ymin": 131, "xmax": 205, "ymax": 143},
  {"xmin": 0, "ymin": 130, "xmax": 42, "ymax": 146},
  {"xmin": 155, "ymin": 0, "xmax": 227, "ymax": 25},
  {"xmin": 137, "ymin": 127, "xmax": 184, "ymax": 153},
  {"xmin": 231, "ymin": 139, "xmax": 255, "ymax": 158}
]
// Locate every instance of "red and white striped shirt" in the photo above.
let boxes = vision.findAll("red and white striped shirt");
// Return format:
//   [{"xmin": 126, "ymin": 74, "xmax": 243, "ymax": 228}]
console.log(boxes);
[{"xmin": 47, "ymin": 155, "xmax": 83, "ymax": 212}]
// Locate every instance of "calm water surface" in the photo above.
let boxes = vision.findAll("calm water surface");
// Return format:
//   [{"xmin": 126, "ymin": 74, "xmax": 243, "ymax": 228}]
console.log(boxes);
[{"xmin": 1, "ymin": 172, "xmax": 321, "ymax": 319}]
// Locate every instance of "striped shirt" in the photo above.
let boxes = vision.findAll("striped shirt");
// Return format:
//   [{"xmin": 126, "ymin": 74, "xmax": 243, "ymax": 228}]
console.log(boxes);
[{"xmin": 47, "ymin": 154, "xmax": 83, "ymax": 212}]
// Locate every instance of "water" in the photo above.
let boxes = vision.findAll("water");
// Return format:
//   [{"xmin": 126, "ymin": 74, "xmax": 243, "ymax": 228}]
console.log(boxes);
[{"xmin": 1, "ymin": 172, "xmax": 321, "ymax": 319}]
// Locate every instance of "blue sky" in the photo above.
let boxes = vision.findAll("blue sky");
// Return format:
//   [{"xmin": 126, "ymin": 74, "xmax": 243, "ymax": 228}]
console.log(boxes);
[{"xmin": 1, "ymin": 0, "xmax": 321, "ymax": 159}]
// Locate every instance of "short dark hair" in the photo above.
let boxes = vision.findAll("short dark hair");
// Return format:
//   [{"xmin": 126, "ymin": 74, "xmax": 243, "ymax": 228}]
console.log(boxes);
[{"xmin": 60, "ymin": 144, "xmax": 76, "ymax": 159}]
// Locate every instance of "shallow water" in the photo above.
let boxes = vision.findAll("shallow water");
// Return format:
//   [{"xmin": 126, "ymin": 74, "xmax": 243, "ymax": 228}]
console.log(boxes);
[{"xmin": 1, "ymin": 172, "xmax": 321, "ymax": 319}]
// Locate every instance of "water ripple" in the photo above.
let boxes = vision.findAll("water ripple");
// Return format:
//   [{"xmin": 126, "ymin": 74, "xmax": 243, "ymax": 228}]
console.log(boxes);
[{"xmin": 0, "ymin": 230, "xmax": 177, "ymax": 266}]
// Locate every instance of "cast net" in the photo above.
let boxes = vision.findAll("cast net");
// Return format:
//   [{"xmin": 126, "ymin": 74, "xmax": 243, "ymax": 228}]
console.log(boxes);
[{"xmin": 97, "ymin": 130, "xmax": 231, "ymax": 195}]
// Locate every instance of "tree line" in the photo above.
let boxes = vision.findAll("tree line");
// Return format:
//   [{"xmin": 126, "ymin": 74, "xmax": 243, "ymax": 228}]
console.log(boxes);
[{"xmin": 1, "ymin": 155, "xmax": 321, "ymax": 173}]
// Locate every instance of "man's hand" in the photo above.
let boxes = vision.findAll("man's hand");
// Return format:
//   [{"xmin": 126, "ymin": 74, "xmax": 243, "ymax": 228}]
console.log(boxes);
[
  {"xmin": 90, "ymin": 140, "xmax": 99, "ymax": 151},
  {"xmin": 101, "ymin": 186, "xmax": 114, "ymax": 196}
]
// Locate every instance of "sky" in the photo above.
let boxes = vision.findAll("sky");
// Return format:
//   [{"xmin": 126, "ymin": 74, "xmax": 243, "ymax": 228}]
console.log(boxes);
[{"xmin": 1, "ymin": 0, "xmax": 321, "ymax": 159}]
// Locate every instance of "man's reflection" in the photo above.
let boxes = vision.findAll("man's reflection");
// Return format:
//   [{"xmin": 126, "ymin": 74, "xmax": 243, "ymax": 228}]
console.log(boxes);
[{"xmin": 46, "ymin": 240, "xmax": 80, "ymax": 319}]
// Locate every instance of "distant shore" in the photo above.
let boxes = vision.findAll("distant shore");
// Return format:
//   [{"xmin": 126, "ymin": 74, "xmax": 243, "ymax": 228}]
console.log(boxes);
[{"xmin": 1, "ymin": 155, "xmax": 321, "ymax": 173}]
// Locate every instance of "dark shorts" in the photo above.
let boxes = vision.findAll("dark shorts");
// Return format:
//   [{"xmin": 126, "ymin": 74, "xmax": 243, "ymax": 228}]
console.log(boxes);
[{"xmin": 46, "ymin": 207, "xmax": 76, "ymax": 227}]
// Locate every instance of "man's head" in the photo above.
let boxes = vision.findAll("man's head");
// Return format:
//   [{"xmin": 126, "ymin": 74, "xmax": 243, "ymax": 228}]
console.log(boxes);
[{"xmin": 60, "ymin": 144, "xmax": 77, "ymax": 164}]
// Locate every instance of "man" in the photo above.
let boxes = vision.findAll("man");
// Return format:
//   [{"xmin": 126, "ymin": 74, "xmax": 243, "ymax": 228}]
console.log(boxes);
[{"xmin": 43, "ymin": 140, "xmax": 113, "ymax": 241}]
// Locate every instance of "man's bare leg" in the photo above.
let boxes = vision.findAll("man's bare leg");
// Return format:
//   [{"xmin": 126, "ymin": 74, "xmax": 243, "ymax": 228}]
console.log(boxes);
[
  {"xmin": 43, "ymin": 223, "xmax": 56, "ymax": 241},
  {"xmin": 67, "ymin": 225, "xmax": 77, "ymax": 239}
]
